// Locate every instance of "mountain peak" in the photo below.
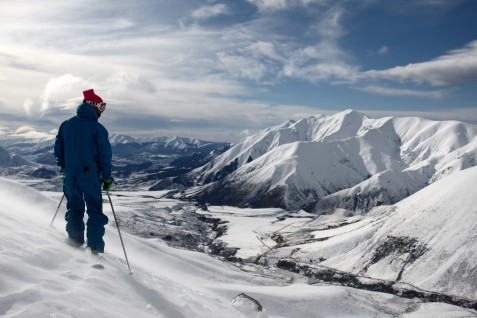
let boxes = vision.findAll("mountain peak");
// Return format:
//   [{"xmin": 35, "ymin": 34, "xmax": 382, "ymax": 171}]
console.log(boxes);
[
  {"xmin": 189, "ymin": 110, "xmax": 477, "ymax": 212},
  {"xmin": 109, "ymin": 134, "xmax": 137, "ymax": 144},
  {"xmin": 334, "ymin": 109, "xmax": 366, "ymax": 120},
  {"xmin": 340, "ymin": 108, "xmax": 361, "ymax": 114}
]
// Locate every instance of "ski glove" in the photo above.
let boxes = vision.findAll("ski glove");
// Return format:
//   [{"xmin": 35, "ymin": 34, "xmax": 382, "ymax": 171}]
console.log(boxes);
[
  {"xmin": 60, "ymin": 169, "xmax": 65, "ymax": 181},
  {"xmin": 102, "ymin": 178, "xmax": 113, "ymax": 191}
]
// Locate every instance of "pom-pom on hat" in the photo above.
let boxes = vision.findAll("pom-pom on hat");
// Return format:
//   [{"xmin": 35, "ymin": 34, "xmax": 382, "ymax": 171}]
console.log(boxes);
[{"xmin": 83, "ymin": 89, "xmax": 103, "ymax": 103}]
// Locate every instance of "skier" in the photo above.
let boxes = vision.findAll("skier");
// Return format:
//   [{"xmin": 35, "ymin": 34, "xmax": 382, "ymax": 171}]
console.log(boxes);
[{"xmin": 54, "ymin": 89, "xmax": 113, "ymax": 254}]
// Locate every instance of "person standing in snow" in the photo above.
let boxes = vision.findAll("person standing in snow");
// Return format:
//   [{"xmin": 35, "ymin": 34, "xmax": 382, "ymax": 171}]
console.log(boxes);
[{"xmin": 54, "ymin": 89, "xmax": 113, "ymax": 254}]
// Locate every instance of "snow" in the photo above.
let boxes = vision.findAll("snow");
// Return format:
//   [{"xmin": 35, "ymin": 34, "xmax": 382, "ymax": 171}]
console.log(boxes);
[
  {"xmin": 194, "ymin": 167, "xmax": 477, "ymax": 301},
  {"xmin": 0, "ymin": 146, "xmax": 31, "ymax": 167},
  {"xmin": 369, "ymin": 166, "xmax": 477, "ymax": 296},
  {"xmin": 192, "ymin": 110, "xmax": 477, "ymax": 211},
  {"xmin": 1, "ymin": 177, "xmax": 475, "ymax": 317}
]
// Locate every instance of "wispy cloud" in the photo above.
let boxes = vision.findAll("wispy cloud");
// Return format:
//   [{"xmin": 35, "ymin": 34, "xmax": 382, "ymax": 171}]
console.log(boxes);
[
  {"xmin": 40, "ymin": 74, "xmax": 90, "ymax": 112},
  {"xmin": 363, "ymin": 107, "xmax": 477, "ymax": 125},
  {"xmin": 246, "ymin": 0, "xmax": 331, "ymax": 12},
  {"xmin": 239, "ymin": 2, "xmax": 359, "ymax": 83},
  {"xmin": 246, "ymin": 0, "xmax": 289, "ymax": 12},
  {"xmin": 358, "ymin": 85, "xmax": 445, "ymax": 99},
  {"xmin": 191, "ymin": 3, "xmax": 230, "ymax": 19},
  {"xmin": 377, "ymin": 46, "xmax": 389, "ymax": 55},
  {"xmin": 363, "ymin": 40, "xmax": 477, "ymax": 86}
]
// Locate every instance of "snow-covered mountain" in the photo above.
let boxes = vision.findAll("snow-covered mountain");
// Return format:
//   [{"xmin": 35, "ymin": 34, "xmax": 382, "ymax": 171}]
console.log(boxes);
[
  {"xmin": 0, "ymin": 145, "xmax": 32, "ymax": 167},
  {"xmin": 185, "ymin": 110, "xmax": 477, "ymax": 212},
  {"xmin": 110, "ymin": 134, "xmax": 228, "ymax": 155},
  {"xmin": 0, "ymin": 135, "xmax": 230, "ymax": 191}
]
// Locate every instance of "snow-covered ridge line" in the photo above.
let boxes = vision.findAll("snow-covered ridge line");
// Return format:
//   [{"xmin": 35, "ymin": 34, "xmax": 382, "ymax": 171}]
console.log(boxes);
[
  {"xmin": 109, "ymin": 134, "xmax": 228, "ymax": 148},
  {"xmin": 185, "ymin": 109, "xmax": 477, "ymax": 212}
]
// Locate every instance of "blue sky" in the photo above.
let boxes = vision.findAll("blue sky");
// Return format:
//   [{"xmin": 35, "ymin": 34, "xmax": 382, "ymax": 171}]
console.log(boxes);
[{"xmin": 0, "ymin": 0, "xmax": 476, "ymax": 142}]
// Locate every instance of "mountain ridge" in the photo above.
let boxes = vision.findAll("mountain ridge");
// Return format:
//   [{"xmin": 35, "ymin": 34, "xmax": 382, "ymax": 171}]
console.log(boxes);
[
  {"xmin": 182, "ymin": 109, "xmax": 477, "ymax": 212},
  {"xmin": 0, "ymin": 134, "xmax": 230, "ymax": 191}
]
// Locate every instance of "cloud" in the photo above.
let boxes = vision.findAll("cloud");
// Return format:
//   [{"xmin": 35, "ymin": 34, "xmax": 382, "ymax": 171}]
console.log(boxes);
[
  {"xmin": 358, "ymin": 85, "xmax": 445, "ymax": 99},
  {"xmin": 225, "ymin": 3, "xmax": 359, "ymax": 84},
  {"xmin": 363, "ymin": 40, "xmax": 477, "ymax": 86},
  {"xmin": 105, "ymin": 68, "xmax": 156, "ymax": 95},
  {"xmin": 246, "ymin": 0, "xmax": 331, "ymax": 12},
  {"xmin": 23, "ymin": 98, "xmax": 34, "ymax": 115},
  {"xmin": 311, "ymin": 4, "xmax": 345, "ymax": 39},
  {"xmin": 363, "ymin": 107, "xmax": 477, "ymax": 126},
  {"xmin": 104, "ymin": 97, "xmax": 327, "ymax": 142},
  {"xmin": 247, "ymin": 41, "xmax": 284, "ymax": 62},
  {"xmin": 40, "ymin": 74, "xmax": 91, "ymax": 112},
  {"xmin": 15, "ymin": 126, "xmax": 35, "ymax": 134},
  {"xmin": 284, "ymin": 59, "xmax": 359, "ymax": 83},
  {"xmin": 0, "ymin": 0, "xmax": 475, "ymax": 142},
  {"xmin": 282, "ymin": 40, "xmax": 359, "ymax": 83},
  {"xmin": 247, "ymin": 0, "xmax": 288, "ymax": 11},
  {"xmin": 216, "ymin": 53, "xmax": 268, "ymax": 81},
  {"xmin": 0, "ymin": 0, "xmax": 359, "ymax": 134},
  {"xmin": 377, "ymin": 46, "xmax": 389, "ymax": 55},
  {"xmin": 284, "ymin": 4, "xmax": 360, "ymax": 83},
  {"xmin": 367, "ymin": 46, "xmax": 390, "ymax": 57},
  {"xmin": 0, "ymin": 52, "xmax": 40, "ymax": 71},
  {"xmin": 12, "ymin": 125, "xmax": 55, "ymax": 139},
  {"xmin": 191, "ymin": 3, "xmax": 230, "ymax": 19}
]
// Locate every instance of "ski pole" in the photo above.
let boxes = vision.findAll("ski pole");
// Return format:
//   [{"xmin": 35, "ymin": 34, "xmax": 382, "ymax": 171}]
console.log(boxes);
[
  {"xmin": 50, "ymin": 193, "xmax": 65, "ymax": 226},
  {"xmin": 106, "ymin": 190, "xmax": 132, "ymax": 274}
]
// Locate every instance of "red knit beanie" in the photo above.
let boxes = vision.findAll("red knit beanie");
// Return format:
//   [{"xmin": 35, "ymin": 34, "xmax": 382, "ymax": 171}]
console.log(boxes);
[{"xmin": 83, "ymin": 89, "xmax": 103, "ymax": 103}]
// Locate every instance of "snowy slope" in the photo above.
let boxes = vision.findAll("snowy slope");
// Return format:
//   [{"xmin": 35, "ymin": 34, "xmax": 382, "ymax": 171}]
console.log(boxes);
[
  {"xmin": 1, "ymin": 178, "xmax": 475, "ymax": 317},
  {"xmin": 265, "ymin": 166, "xmax": 477, "ymax": 300},
  {"xmin": 189, "ymin": 110, "xmax": 477, "ymax": 211},
  {"xmin": 355, "ymin": 165, "xmax": 477, "ymax": 298}
]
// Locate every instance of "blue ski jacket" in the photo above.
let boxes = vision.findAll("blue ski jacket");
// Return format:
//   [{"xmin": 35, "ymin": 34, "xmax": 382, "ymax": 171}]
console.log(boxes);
[{"xmin": 54, "ymin": 102, "xmax": 112, "ymax": 180}]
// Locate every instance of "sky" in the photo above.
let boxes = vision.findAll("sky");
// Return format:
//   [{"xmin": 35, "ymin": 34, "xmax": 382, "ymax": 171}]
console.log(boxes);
[{"xmin": 0, "ymin": 0, "xmax": 477, "ymax": 142}]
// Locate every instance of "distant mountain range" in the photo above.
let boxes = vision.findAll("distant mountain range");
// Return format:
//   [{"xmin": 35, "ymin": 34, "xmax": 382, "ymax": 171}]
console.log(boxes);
[
  {"xmin": 0, "ymin": 135, "xmax": 230, "ymax": 191},
  {"xmin": 174, "ymin": 109, "xmax": 477, "ymax": 213}
]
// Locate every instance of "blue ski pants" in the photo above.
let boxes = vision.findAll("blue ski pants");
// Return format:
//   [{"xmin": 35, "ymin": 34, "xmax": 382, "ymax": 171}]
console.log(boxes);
[{"xmin": 63, "ymin": 175, "xmax": 108, "ymax": 252}]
